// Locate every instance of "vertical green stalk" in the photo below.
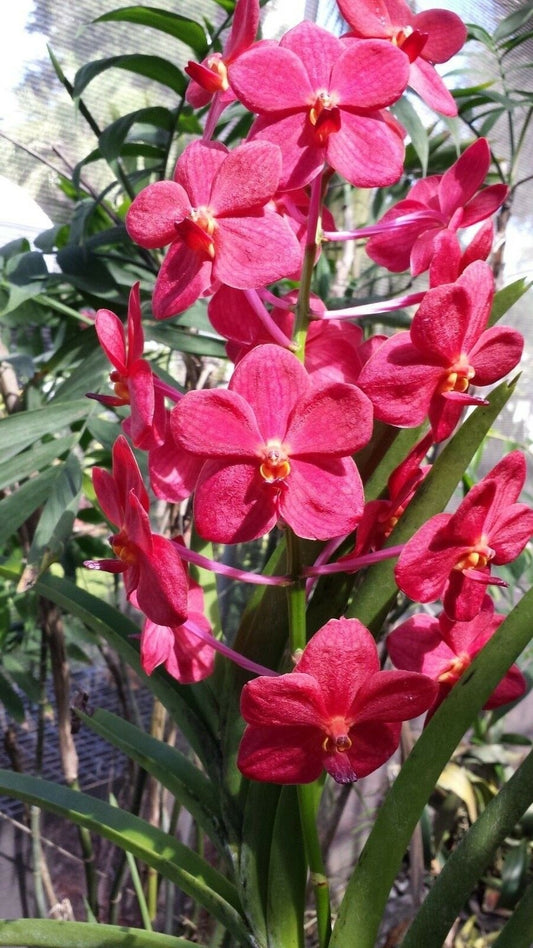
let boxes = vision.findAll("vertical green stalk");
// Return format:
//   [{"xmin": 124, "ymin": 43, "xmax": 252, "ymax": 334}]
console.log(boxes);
[
  {"xmin": 286, "ymin": 528, "xmax": 331, "ymax": 948},
  {"xmin": 293, "ymin": 172, "xmax": 324, "ymax": 361}
]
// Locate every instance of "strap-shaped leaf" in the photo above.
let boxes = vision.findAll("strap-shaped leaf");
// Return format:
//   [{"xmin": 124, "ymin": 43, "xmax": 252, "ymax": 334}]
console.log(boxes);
[
  {"xmin": 0, "ymin": 918, "xmax": 203, "ymax": 947},
  {"xmin": 73, "ymin": 56, "xmax": 187, "ymax": 99},
  {"xmin": 0, "ymin": 435, "xmax": 74, "ymax": 493},
  {"xmin": 98, "ymin": 107, "xmax": 177, "ymax": 163},
  {"xmin": 0, "ymin": 400, "xmax": 88, "ymax": 462},
  {"xmin": 93, "ymin": 7, "xmax": 208, "ymax": 57},
  {"xmin": 489, "ymin": 277, "xmax": 532, "ymax": 326},
  {"xmin": 0, "ymin": 770, "xmax": 251, "ymax": 946},
  {"xmin": 34, "ymin": 573, "xmax": 222, "ymax": 779},
  {"xmin": 329, "ymin": 585, "xmax": 533, "ymax": 948},
  {"xmin": 492, "ymin": 880, "xmax": 533, "ymax": 947},
  {"xmin": 78, "ymin": 708, "xmax": 228, "ymax": 858}
]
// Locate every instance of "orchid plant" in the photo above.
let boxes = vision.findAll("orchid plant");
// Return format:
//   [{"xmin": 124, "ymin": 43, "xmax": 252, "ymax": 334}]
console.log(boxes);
[{"xmin": 0, "ymin": 1, "xmax": 532, "ymax": 947}]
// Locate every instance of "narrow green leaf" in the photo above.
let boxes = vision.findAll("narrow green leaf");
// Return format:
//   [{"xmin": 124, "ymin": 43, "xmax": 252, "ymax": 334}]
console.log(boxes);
[
  {"xmin": 489, "ymin": 278, "xmax": 532, "ymax": 327},
  {"xmin": 34, "ymin": 574, "xmax": 222, "ymax": 778},
  {"xmin": 0, "ymin": 400, "xmax": 88, "ymax": 462},
  {"xmin": 239, "ymin": 783, "xmax": 282, "ymax": 946},
  {"xmin": 393, "ymin": 96, "xmax": 429, "ymax": 174},
  {"xmin": 0, "ymin": 667, "xmax": 25, "ymax": 722},
  {"xmin": 94, "ymin": 7, "xmax": 208, "ymax": 57},
  {"xmin": 266, "ymin": 786, "xmax": 306, "ymax": 948},
  {"xmin": 0, "ymin": 435, "xmax": 74, "ymax": 492},
  {"xmin": 0, "ymin": 918, "xmax": 205, "ymax": 948},
  {"xmin": 329, "ymin": 586, "xmax": 533, "ymax": 948},
  {"xmin": 492, "ymin": 881, "xmax": 533, "ymax": 947},
  {"xmin": 98, "ymin": 107, "xmax": 176, "ymax": 163},
  {"xmin": 73, "ymin": 56, "xmax": 187, "ymax": 100},
  {"xmin": 27, "ymin": 454, "xmax": 82, "ymax": 575},
  {"xmin": 0, "ymin": 770, "xmax": 251, "ymax": 946},
  {"xmin": 401, "ymin": 751, "xmax": 533, "ymax": 947},
  {"xmin": 347, "ymin": 376, "xmax": 517, "ymax": 631},
  {"xmin": 0, "ymin": 468, "xmax": 58, "ymax": 551},
  {"xmin": 147, "ymin": 324, "xmax": 227, "ymax": 358},
  {"xmin": 494, "ymin": 1, "xmax": 533, "ymax": 42},
  {"xmin": 79, "ymin": 708, "xmax": 227, "ymax": 857}
]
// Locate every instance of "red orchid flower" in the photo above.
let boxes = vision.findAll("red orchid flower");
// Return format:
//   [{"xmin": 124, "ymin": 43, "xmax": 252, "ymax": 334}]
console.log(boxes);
[
  {"xmin": 387, "ymin": 597, "xmax": 526, "ymax": 719},
  {"xmin": 228, "ymin": 21, "xmax": 408, "ymax": 190},
  {"xmin": 338, "ymin": 0, "xmax": 466, "ymax": 115},
  {"xmin": 87, "ymin": 283, "xmax": 166, "ymax": 450},
  {"xmin": 185, "ymin": 0, "xmax": 260, "ymax": 110},
  {"xmin": 126, "ymin": 139, "xmax": 302, "ymax": 318},
  {"xmin": 141, "ymin": 577, "xmax": 215, "ymax": 684},
  {"xmin": 358, "ymin": 261, "xmax": 523, "ymax": 442},
  {"xmin": 354, "ymin": 432, "xmax": 433, "ymax": 554},
  {"xmin": 395, "ymin": 452, "xmax": 533, "ymax": 621},
  {"xmin": 365, "ymin": 138, "xmax": 508, "ymax": 275},
  {"xmin": 84, "ymin": 435, "xmax": 188, "ymax": 627},
  {"xmin": 170, "ymin": 344, "xmax": 373, "ymax": 543},
  {"xmin": 237, "ymin": 617, "xmax": 438, "ymax": 784}
]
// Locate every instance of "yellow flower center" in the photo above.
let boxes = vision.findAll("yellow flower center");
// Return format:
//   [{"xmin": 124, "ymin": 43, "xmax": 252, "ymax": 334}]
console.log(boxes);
[
  {"xmin": 438, "ymin": 356, "xmax": 475, "ymax": 395},
  {"xmin": 308, "ymin": 91, "xmax": 341, "ymax": 145},
  {"xmin": 181, "ymin": 206, "xmax": 217, "ymax": 258},
  {"xmin": 111, "ymin": 533, "xmax": 137, "ymax": 566},
  {"xmin": 110, "ymin": 370, "xmax": 130, "ymax": 403},
  {"xmin": 454, "ymin": 541, "xmax": 495, "ymax": 573},
  {"xmin": 438, "ymin": 652, "xmax": 470, "ymax": 685},
  {"xmin": 204, "ymin": 55, "xmax": 229, "ymax": 92},
  {"xmin": 259, "ymin": 441, "xmax": 291, "ymax": 483}
]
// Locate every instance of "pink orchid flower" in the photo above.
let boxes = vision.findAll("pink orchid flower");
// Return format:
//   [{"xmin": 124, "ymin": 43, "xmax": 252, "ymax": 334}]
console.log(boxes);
[
  {"xmin": 365, "ymin": 138, "xmax": 508, "ymax": 275},
  {"xmin": 237, "ymin": 617, "xmax": 438, "ymax": 784},
  {"xmin": 354, "ymin": 432, "xmax": 433, "ymax": 554},
  {"xmin": 170, "ymin": 344, "xmax": 373, "ymax": 544},
  {"xmin": 358, "ymin": 261, "xmax": 523, "ymax": 443},
  {"xmin": 84, "ymin": 435, "xmax": 188, "ymax": 627},
  {"xmin": 141, "ymin": 576, "xmax": 214, "ymax": 684},
  {"xmin": 387, "ymin": 597, "xmax": 526, "ymax": 720},
  {"xmin": 228, "ymin": 21, "xmax": 408, "ymax": 190},
  {"xmin": 126, "ymin": 139, "xmax": 302, "ymax": 318},
  {"xmin": 185, "ymin": 0, "xmax": 260, "ymax": 111},
  {"xmin": 395, "ymin": 452, "xmax": 533, "ymax": 621},
  {"xmin": 87, "ymin": 283, "xmax": 166, "ymax": 450},
  {"xmin": 338, "ymin": 0, "xmax": 466, "ymax": 115}
]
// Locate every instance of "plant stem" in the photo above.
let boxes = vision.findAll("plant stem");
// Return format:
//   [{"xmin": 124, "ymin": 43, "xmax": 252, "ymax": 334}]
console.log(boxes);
[{"xmin": 285, "ymin": 529, "xmax": 331, "ymax": 947}]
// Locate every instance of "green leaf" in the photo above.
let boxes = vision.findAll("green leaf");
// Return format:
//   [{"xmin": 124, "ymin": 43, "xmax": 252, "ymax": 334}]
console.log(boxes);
[
  {"xmin": 0, "ymin": 400, "xmax": 88, "ymax": 462},
  {"xmin": 0, "ymin": 918, "xmax": 206, "ymax": 947},
  {"xmin": 493, "ymin": 0, "xmax": 533, "ymax": 42},
  {"xmin": 401, "ymin": 754, "xmax": 533, "ymax": 946},
  {"xmin": 73, "ymin": 55, "xmax": 187, "ymax": 100},
  {"xmin": 25, "ymin": 454, "xmax": 83, "ymax": 578},
  {"xmin": 147, "ymin": 323, "xmax": 227, "ymax": 358},
  {"xmin": 0, "ymin": 468, "xmax": 58, "ymax": 551},
  {"xmin": 330, "ymin": 586, "xmax": 533, "ymax": 948},
  {"xmin": 492, "ymin": 881, "xmax": 533, "ymax": 947},
  {"xmin": 0, "ymin": 770, "xmax": 250, "ymax": 944},
  {"xmin": 393, "ymin": 96, "xmax": 429, "ymax": 174},
  {"xmin": 0, "ymin": 667, "xmax": 25, "ymax": 721},
  {"xmin": 79, "ymin": 708, "xmax": 227, "ymax": 857},
  {"xmin": 0, "ymin": 435, "xmax": 74, "ymax": 493},
  {"xmin": 347, "ymin": 376, "xmax": 517, "ymax": 632},
  {"xmin": 33, "ymin": 573, "xmax": 222, "ymax": 779},
  {"xmin": 489, "ymin": 278, "xmax": 532, "ymax": 327},
  {"xmin": 266, "ymin": 786, "xmax": 306, "ymax": 948},
  {"xmin": 98, "ymin": 107, "xmax": 176, "ymax": 163},
  {"xmin": 93, "ymin": 7, "xmax": 208, "ymax": 57}
]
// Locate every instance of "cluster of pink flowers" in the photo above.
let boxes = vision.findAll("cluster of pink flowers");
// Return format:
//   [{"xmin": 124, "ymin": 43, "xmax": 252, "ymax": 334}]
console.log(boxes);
[{"xmin": 85, "ymin": 0, "xmax": 531, "ymax": 788}]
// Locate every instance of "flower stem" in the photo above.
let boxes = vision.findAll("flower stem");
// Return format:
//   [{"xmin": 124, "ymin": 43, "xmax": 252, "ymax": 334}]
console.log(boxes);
[
  {"xmin": 293, "ymin": 171, "xmax": 323, "ymax": 361},
  {"xmin": 286, "ymin": 529, "xmax": 331, "ymax": 947}
]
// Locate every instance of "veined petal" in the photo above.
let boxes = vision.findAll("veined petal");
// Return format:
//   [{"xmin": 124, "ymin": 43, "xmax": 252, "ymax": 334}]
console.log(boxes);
[
  {"xmin": 171, "ymin": 388, "xmax": 262, "ymax": 458},
  {"xmin": 249, "ymin": 112, "xmax": 325, "ymax": 191},
  {"xmin": 337, "ymin": 0, "xmax": 394, "ymax": 36},
  {"xmin": 230, "ymin": 344, "xmax": 308, "ymax": 442},
  {"xmin": 287, "ymin": 382, "xmax": 373, "ymax": 456},
  {"xmin": 358, "ymin": 333, "xmax": 442, "ymax": 427},
  {"xmin": 229, "ymin": 42, "xmax": 313, "ymax": 113},
  {"xmin": 135, "ymin": 533, "xmax": 189, "ymax": 626},
  {"xmin": 280, "ymin": 21, "xmax": 342, "ymax": 90},
  {"xmin": 353, "ymin": 669, "xmax": 438, "ymax": 723},
  {"xmin": 461, "ymin": 183, "xmax": 509, "ymax": 226},
  {"xmin": 387, "ymin": 614, "xmax": 454, "ymax": 676},
  {"xmin": 297, "ymin": 618, "xmax": 380, "ymax": 711},
  {"xmin": 415, "ymin": 9, "xmax": 466, "ymax": 62},
  {"xmin": 152, "ymin": 241, "xmax": 212, "ymax": 319},
  {"xmin": 126, "ymin": 181, "xmax": 191, "ymax": 248},
  {"xmin": 214, "ymin": 209, "xmax": 302, "ymax": 288},
  {"xmin": 241, "ymin": 672, "xmax": 327, "ymax": 726},
  {"xmin": 174, "ymin": 139, "xmax": 227, "ymax": 206},
  {"xmin": 112, "ymin": 435, "xmax": 150, "ymax": 511},
  {"xmin": 395, "ymin": 512, "xmax": 462, "ymax": 603},
  {"xmin": 193, "ymin": 459, "xmax": 278, "ymax": 543},
  {"xmin": 95, "ymin": 310, "xmax": 127, "ymax": 371},
  {"xmin": 407, "ymin": 59, "xmax": 458, "ymax": 116},
  {"xmin": 226, "ymin": 0, "xmax": 261, "ymax": 60},
  {"xmin": 469, "ymin": 326, "xmax": 523, "ymax": 385},
  {"xmin": 341, "ymin": 720, "xmax": 402, "ymax": 781},
  {"xmin": 327, "ymin": 109, "xmax": 405, "ymax": 189},
  {"xmin": 127, "ymin": 282, "xmax": 145, "ymax": 363},
  {"xmin": 439, "ymin": 139, "xmax": 491, "ymax": 218},
  {"xmin": 332, "ymin": 40, "xmax": 408, "ymax": 109},
  {"xmin": 210, "ymin": 141, "xmax": 281, "ymax": 215},
  {"xmin": 238, "ymin": 724, "xmax": 324, "ymax": 784},
  {"xmin": 280, "ymin": 457, "xmax": 364, "ymax": 540},
  {"xmin": 410, "ymin": 282, "xmax": 472, "ymax": 361}
]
